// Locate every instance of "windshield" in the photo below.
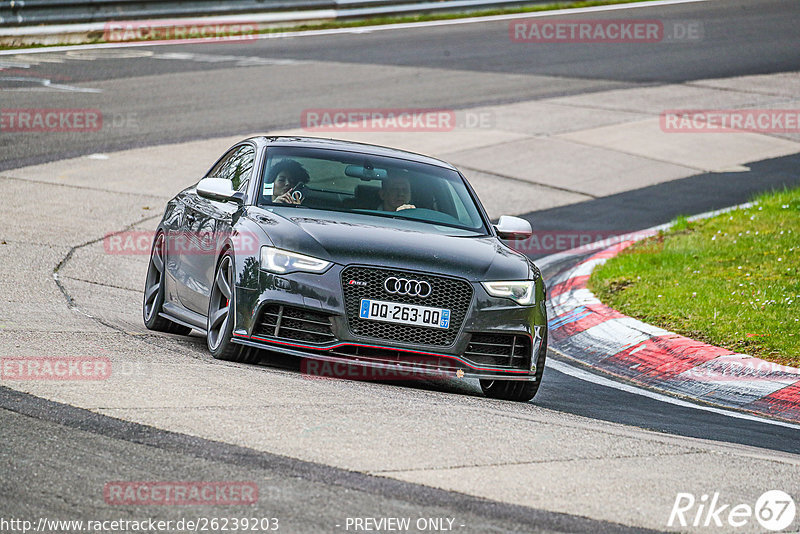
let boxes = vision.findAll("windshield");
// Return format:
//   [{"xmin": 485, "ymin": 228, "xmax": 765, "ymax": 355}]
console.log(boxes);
[{"xmin": 258, "ymin": 146, "xmax": 488, "ymax": 234}]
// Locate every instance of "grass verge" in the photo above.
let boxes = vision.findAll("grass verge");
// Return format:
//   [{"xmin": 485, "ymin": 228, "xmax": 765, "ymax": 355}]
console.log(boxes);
[
  {"xmin": 588, "ymin": 187, "xmax": 800, "ymax": 368},
  {"xmin": 1, "ymin": 0, "xmax": 656, "ymax": 50}
]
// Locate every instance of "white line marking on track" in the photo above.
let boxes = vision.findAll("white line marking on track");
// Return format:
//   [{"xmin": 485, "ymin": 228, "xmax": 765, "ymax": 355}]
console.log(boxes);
[
  {"xmin": 547, "ymin": 356, "xmax": 800, "ymax": 431},
  {"xmin": 0, "ymin": 76, "xmax": 102, "ymax": 92},
  {"xmin": 629, "ymin": 344, "xmax": 646, "ymax": 356},
  {"xmin": 1, "ymin": 0, "xmax": 711, "ymax": 56}
]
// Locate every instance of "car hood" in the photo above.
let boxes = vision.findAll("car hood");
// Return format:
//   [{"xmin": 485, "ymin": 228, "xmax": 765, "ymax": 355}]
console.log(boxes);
[{"xmin": 247, "ymin": 207, "xmax": 530, "ymax": 281}]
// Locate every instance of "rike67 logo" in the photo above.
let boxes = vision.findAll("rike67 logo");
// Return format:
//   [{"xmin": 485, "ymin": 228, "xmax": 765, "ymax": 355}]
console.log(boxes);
[{"xmin": 668, "ymin": 490, "xmax": 796, "ymax": 531}]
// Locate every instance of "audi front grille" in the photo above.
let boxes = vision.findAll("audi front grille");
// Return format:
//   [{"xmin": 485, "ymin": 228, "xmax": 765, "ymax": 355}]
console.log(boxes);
[{"xmin": 341, "ymin": 266, "xmax": 473, "ymax": 347}]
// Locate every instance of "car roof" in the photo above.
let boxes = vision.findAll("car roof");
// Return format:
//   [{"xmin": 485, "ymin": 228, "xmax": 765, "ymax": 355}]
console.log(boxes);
[{"xmin": 251, "ymin": 136, "xmax": 458, "ymax": 171}]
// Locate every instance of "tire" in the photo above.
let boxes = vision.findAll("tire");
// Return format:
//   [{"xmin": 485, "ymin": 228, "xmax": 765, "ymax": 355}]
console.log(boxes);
[
  {"xmin": 143, "ymin": 232, "xmax": 192, "ymax": 335},
  {"xmin": 480, "ymin": 331, "xmax": 547, "ymax": 402},
  {"xmin": 207, "ymin": 252, "xmax": 260, "ymax": 364},
  {"xmin": 480, "ymin": 379, "xmax": 539, "ymax": 402}
]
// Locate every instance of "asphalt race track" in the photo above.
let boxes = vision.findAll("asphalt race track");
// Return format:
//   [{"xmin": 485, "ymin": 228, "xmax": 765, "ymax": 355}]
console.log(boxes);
[
  {"xmin": 2, "ymin": 0, "xmax": 800, "ymax": 532},
  {"xmin": 3, "ymin": 0, "xmax": 800, "ymax": 171}
]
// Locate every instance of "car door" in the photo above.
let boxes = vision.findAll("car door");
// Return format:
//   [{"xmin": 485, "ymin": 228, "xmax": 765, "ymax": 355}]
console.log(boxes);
[{"xmin": 178, "ymin": 143, "xmax": 256, "ymax": 315}]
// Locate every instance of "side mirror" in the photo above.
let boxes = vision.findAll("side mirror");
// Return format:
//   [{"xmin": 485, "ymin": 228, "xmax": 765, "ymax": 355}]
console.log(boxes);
[
  {"xmin": 494, "ymin": 215, "xmax": 532, "ymax": 240},
  {"xmin": 197, "ymin": 178, "xmax": 245, "ymax": 205}
]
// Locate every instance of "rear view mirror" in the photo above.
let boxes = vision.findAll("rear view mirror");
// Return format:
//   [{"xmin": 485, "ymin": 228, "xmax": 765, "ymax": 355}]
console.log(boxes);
[
  {"xmin": 197, "ymin": 178, "xmax": 245, "ymax": 205},
  {"xmin": 345, "ymin": 165, "xmax": 388, "ymax": 180},
  {"xmin": 495, "ymin": 215, "xmax": 532, "ymax": 240}
]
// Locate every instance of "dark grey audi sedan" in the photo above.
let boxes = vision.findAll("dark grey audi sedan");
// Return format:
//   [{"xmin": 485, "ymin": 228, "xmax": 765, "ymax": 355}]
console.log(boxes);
[{"xmin": 143, "ymin": 136, "xmax": 547, "ymax": 401}]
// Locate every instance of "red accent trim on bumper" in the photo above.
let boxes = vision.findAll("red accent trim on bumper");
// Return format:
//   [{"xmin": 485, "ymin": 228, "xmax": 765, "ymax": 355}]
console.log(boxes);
[{"xmin": 233, "ymin": 333, "xmax": 529, "ymax": 374}]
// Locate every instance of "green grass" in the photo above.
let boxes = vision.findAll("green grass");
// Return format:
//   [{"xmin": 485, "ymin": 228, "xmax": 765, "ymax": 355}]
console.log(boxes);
[
  {"xmin": 0, "ymin": 0, "xmax": 656, "ymax": 50},
  {"xmin": 588, "ymin": 187, "xmax": 800, "ymax": 367}
]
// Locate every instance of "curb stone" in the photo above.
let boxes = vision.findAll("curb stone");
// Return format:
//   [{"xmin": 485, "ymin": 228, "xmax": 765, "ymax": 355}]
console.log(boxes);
[{"xmin": 540, "ymin": 207, "xmax": 800, "ymax": 423}]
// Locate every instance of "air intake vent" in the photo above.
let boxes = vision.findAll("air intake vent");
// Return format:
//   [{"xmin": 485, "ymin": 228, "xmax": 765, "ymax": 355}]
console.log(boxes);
[
  {"xmin": 464, "ymin": 333, "xmax": 530, "ymax": 369},
  {"xmin": 255, "ymin": 305, "xmax": 335, "ymax": 344}
]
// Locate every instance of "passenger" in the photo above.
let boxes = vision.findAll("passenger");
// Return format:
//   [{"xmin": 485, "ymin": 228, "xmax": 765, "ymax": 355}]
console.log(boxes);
[
  {"xmin": 267, "ymin": 159, "xmax": 310, "ymax": 205},
  {"xmin": 378, "ymin": 174, "xmax": 416, "ymax": 212}
]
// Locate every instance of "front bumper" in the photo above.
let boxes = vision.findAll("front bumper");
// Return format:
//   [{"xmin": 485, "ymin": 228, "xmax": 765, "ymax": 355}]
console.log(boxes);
[{"xmin": 231, "ymin": 264, "xmax": 547, "ymax": 381}]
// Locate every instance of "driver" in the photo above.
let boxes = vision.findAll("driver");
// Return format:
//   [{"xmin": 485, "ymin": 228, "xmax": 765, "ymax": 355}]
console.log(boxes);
[
  {"xmin": 268, "ymin": 159, "xmax": 310, "ymax": 205},
  {"xmin": 378, "ymin": 174, "xmax": 416, "ymax": 212}
]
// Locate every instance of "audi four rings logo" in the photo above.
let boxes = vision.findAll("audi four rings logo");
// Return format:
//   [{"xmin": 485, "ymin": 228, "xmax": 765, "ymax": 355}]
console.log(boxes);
[{"xmin": 384, "ymin": 277, "xmax": 432, "ymax": 298}]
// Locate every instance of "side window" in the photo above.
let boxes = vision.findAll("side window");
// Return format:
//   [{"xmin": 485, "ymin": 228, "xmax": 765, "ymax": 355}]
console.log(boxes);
[
  {"xmin": 208, "ymin": 149, "xmax": 235, "ymax": 179},
  {"xmin": 231, "ymin": 145, "xmax": 255, "ymax": 191},
  {"xmin": 209, "ymin": 145, "xmax": 255, "ymax": 191}
]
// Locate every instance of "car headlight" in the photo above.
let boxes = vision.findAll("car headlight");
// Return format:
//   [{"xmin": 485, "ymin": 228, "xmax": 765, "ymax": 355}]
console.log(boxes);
[
  {"xmin": 482, "ymin": 281, "xmax": 536, "ymax": 305},
  {"xmin": 259, "ymin": 246, "xmax": 331, "ymax": 274}
]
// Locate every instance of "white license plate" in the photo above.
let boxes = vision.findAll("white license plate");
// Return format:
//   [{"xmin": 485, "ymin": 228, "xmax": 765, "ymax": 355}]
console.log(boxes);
[{"xmin": 359, "ymin": 299, "xmax": 450, "ymax": 329}]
